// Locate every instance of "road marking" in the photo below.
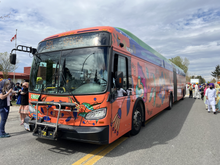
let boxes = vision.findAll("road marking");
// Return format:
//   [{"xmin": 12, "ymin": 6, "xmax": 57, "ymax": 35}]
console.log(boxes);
[
  {"xmin": 73, "ymin": 111, "xmax": 160, "ymax": 165},
  {"xmin": 84, "ymin": 137, "xmax": 127, "ymax": 165},
  {"xmin": 72, "ymin": 137, "xmax": 127, "ymax": 165},
  {"xmin": 72, "ymin": 145, "xmax": 107, "ymax": 165}
]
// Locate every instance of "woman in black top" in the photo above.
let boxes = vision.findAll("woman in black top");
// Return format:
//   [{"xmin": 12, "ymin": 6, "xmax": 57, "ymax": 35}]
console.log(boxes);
[{"xmin": 18, "ymin": 82, "xmax": 29, "ymax": 125}]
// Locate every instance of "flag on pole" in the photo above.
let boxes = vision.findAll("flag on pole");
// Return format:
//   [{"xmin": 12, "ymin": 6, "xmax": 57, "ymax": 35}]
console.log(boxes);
[{"xmin": 10, "ymin": 34, "xmax": 16, "ymax": 42}]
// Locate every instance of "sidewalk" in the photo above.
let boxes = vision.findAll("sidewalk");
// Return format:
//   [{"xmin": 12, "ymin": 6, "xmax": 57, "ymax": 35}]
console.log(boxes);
[
  {"xmin": 0, "ymin": 105, "xmax": 21, "ymax": 122},
  {"xmin": 10, "ymin": 105, "xmax": 20, "ymax": 113}
]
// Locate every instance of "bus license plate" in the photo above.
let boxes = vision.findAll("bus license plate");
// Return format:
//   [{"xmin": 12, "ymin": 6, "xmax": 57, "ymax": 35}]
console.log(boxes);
[{"xmin": 24, "ymin": 123, "xmax": 30, "ymax": 131}]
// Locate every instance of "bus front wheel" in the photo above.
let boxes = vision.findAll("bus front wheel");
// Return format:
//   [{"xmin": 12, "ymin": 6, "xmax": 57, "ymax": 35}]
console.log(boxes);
[
  {"xmin": 167, "ymin": 95, "xmax": 173, "ymax": 110},
  {"xmin": 131, "ymin": 104, "xmax": 142, "ymax": 135}
]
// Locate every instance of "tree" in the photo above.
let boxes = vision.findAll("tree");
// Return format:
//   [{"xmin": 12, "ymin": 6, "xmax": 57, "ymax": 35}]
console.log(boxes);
[
  {"xmin": 195, "ymin": 75, "xmax": 206, "ymax": 84},
  {"xmin": 211, "ymin": 65, "xmax": 220, "ymax": 81},
  {"xmin": 0, "ymin": 52, "xmax": 19, "ymax": 79},
  {"xmin": 169, "ymin": 56, "xmax": 190, "ymax": 74},
  {"xmin": 210, "ymin": 78, "xmax": 216, "ymax": 84},
  {"xmin": 186, "ymin": 75, "xmax": 190, "ymax": 83}
]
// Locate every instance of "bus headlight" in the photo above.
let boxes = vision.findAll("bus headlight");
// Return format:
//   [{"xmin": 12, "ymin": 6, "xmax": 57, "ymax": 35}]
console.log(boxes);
[
  {"xmin": 29, "ymin": 104, "xmax": 36, "ymax": 113},
  {"xmin": 85, "ymin": 108, "xmax": 107, "ymax": 120}
]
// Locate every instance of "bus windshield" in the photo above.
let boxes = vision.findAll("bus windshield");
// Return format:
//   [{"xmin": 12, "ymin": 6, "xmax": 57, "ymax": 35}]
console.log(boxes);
[{"xmin": 29, "ymin": 47, "xmax": 109, "ymax": 95}]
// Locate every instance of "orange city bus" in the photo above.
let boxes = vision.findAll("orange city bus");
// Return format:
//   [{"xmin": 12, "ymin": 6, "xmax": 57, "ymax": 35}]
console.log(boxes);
[{"xmin": 10, "ymin": 26, "xmax": 186, "ymax": 144}]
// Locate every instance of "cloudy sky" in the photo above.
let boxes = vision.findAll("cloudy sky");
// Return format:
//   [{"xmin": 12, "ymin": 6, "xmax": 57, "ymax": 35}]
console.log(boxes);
[{"xmin": 0, "ymin": 0, "xmax": 220, "ymax": 81}]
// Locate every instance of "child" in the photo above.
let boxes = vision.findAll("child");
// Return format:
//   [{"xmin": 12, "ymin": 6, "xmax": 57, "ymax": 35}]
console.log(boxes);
[{"xmin": 18, "ymin": 82, "xmax": 29, "ymax": 125}]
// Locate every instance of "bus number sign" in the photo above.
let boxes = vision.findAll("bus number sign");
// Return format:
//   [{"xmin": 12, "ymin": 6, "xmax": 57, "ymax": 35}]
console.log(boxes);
[{"xmin": 46, "ymin": 40, "xmax": 54, "ymax": 50}]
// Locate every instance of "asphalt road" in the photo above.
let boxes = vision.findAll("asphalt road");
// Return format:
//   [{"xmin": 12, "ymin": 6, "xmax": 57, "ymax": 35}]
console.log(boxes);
[{"xmin": 1, "ymin": 97, "xmax": 220, "ymax": 165}]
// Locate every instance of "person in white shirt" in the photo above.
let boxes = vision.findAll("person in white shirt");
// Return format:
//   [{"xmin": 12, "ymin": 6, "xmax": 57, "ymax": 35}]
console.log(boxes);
[
  {"xmin": 205, "ymin": 83, "xmax": 217, "ymax": 114},
  {"xmin": 186, "ymin": 83, "xmax": 189, "ymax": 96},
  {"xmin": 117, "ymin": 88, "xmax": 127, "ymax": 97},
  {"xmin": 194, "ymin": 83, "xmax": 199, "ymax": 99}
]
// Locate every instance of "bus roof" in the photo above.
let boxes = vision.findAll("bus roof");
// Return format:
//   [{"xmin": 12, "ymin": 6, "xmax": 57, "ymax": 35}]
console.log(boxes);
[
  {"xmin": 41, "ymin": 26, "xmax": 185, "ymax": 76},
  {"xmin": 41, "ymin": 26, "xmax": 115, "ymax": 42}
]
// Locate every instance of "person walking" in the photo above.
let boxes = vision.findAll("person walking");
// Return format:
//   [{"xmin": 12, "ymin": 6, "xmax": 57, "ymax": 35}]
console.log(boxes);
[
  {"xmin": 204, "ymin": 83, "xmax": 209, "ymax": 110},
  {"xmin": 186, "ymin": 83, "xmax": 189, "ymax": 96},
  {"xmin": 0, "ymin": 79, "xmax": 13, "ymax": 138},
  {"xmin": 200, "ymin": 84, "xmax": 205, "ymax": 100},
  {"xmin": 194, "ymin": 82, "xmax": 199, "ymax": 99},
  {"xmin": 215, "ymin": 82, "xmax": 220, "ymax": 112},
  {"xmin": 18, "ymin": 82, "xmax": 29, "ymax": 125},
  {"xmin": 205, "ymin": 83, "xmax": 217, "ymax": 114}
]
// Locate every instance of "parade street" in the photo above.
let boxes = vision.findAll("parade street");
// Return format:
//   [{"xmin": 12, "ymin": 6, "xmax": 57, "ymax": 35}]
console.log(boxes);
[{"xmin": 1, "ymin": 97, "xmax": 220, "ymax": 165}]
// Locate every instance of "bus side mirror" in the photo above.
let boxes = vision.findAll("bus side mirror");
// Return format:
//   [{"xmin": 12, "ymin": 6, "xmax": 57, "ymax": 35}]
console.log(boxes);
[
  {"xmin": 30, "ymin": 47, "xmax": 37, "ymax": 55},
  {"xmin": 10, "ymin": 53, "xmax": 16, "ymax": 65},
  {"xmin": 115, "ymin": 71, "xmax": 123, "ymax": 89}
]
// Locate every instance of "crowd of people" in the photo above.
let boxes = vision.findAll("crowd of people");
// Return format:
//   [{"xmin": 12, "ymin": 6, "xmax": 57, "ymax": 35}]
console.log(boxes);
[
  {"xmin": 186, "ymin": 82, "xmax": 220, "ymax": 114},
  {"xmin": 0, "ymin": 78, "xmax": 29, "ymax": 138}
]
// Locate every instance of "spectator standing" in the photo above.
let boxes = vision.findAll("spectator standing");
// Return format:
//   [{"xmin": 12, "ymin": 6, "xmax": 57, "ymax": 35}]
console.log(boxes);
[
  {"xmin": 194, "ymin": 83, "xmax": 199, "ymax": 99},
  {"xmin": 14, "ymin": 82, "xmax": 21, "ymax": 91},
  {"xmin": 18, "ymin": 82, "xmax": 29, "ymax": 125},
  {"xmin": 204, "ymin": 83, "xmax": 209, "ymax": 110},
  {"xmin": 8, "ymin": 78, "xmax": 15, "ymax": 91},
  {"xmin": 8, "ymin": 78, "xmax": 15, "ymax": 102},
  {"xmin": 186, "ymin": 83, "xmax": 189, "ymax": 96},
  {"xmin": 0, "ymin": 79, "xmax": 13, "ymax": 138},
  {"xmin": 200, "ymin": 84, "xmax": 205, "ymax": 100},
  {"xmin": 205, "ymin": 83, "xmax": 217, "ymax": 114},
  {"xmin": 13, "ymin": 83, "xmax": 21, "ymax": 100},
  {"xmin": 215, "ymin": 83, "xmax": 220, "ymax": 111},
  {"xmin": 189, "ymin": 84, "xmax": 193, "ymax": 98}
]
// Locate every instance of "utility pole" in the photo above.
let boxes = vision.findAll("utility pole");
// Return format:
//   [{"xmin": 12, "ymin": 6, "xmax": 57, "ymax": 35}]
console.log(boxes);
[{"xmin": 13, "ymin": 29, "xmax": 17, "ymax": 83}]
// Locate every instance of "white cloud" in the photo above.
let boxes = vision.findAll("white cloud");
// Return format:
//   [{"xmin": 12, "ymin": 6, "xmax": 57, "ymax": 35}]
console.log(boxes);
[
  {"xmin": 177, "ymin": 42, "xmax": 220, "ymax": 54},
  {"xmin": 0, "ymin": 0, "xmax": 220, "ymax": 82}
]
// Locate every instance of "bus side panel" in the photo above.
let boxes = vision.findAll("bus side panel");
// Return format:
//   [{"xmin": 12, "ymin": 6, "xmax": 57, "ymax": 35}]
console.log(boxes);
[
  {"xmin": 176, "ymin": 74, "xmax": 186, "ymax": 101},
  {"xmin": 177, "ymin": 74, "xmax": 181, "ymax": 101},
  {"xmin": 109, "ymin": 93, "xmax": 134, "ymax": 144},
  {"xmin": 131, "ymin": 57, "xmax": 171, "ymax": 121}
]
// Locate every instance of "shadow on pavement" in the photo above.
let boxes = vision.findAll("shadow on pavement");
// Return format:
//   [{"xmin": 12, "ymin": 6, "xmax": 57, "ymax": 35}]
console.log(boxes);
[
  {"xmin": 106, "ymin": 97, "xmax": 196, "ymax": 157},
  {"xmin": 9, "ymin": 130, "xmax": 30, "ymax": 136},
  {"xmin": 36, "ymin": 137, "xmax": 99, "ymax": 155},
  {"xmin": 32, "ymin": 98, "xmax": 195, "ymax": 157}
]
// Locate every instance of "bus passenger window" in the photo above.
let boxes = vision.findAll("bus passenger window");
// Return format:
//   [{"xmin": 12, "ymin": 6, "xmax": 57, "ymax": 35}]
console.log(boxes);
[
  {"xmin": 118, "ymin": 56, "xmax": 127, "ymax": 89},
  {"xmin": 113, "ymin": 54, "xmax": 128, "ymax": 97}
]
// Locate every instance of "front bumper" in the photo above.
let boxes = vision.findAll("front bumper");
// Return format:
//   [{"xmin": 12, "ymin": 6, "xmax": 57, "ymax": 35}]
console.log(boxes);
[{"xmin": 24, "ymin": 117, "xmax": 109, "ymax": 145}]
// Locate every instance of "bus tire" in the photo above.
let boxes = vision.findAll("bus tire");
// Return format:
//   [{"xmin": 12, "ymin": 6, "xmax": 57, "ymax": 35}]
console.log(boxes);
[
  {"xmin": 181, "ymin": 90, "xmax": 185, "ymax": 100},
  {"xmin": 131, "ymin": 104, "xmax": 142, "ymax": 135},
  {"xmin": 167, "ymin": 95, "xmax": 173, "ymax": 110}
]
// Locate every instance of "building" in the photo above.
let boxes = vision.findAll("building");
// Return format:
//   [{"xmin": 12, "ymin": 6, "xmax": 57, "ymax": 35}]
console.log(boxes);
[{"xmin": 0, "ymin": 67, "xmax": 30, "ymax": 83}]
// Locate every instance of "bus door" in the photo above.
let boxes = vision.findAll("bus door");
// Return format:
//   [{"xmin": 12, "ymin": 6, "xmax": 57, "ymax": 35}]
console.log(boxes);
[
  {"xmin": 110, "ymin": 53, "xmax": 131, "ymax": 141},
  {"xmin": 173, "ymin": 67, "xmax": 177, "ymax": 102}
]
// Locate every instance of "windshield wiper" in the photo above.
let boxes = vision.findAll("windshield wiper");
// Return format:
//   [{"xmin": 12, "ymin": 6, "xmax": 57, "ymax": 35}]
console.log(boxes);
[{"xmin": 59, "ymin": 59, "xmax": 80, "ymax": 105}]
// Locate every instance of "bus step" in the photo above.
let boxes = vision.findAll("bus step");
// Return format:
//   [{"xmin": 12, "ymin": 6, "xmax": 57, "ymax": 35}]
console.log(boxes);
[{"xmin": 36, "ymin": 122, "xmax": 56, "ymax": 128}]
